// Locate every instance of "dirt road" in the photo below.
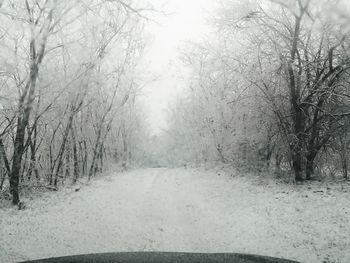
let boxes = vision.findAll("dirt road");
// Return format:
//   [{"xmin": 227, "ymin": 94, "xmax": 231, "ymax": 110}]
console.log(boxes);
[{"xmin": 1, "ymin": 168, "xmax": 349, "ymax": 263}]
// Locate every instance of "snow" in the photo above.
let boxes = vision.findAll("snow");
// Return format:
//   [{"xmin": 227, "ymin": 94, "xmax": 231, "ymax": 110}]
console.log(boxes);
[{"xmin": 1, "ymin": 168, "xmax": 350, "ymax": 263}]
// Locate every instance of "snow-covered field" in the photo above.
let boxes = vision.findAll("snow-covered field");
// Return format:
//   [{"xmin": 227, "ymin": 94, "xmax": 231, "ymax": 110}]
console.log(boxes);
[{"xmin": 1, "ymin": 168, "xmax": 350, "ymax": 263}]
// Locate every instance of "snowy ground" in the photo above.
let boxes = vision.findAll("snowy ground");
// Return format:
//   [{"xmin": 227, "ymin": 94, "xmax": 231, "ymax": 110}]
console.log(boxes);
[{"xmin": 1, "ymin": 168, "xmax": 350, "ymax": 263}]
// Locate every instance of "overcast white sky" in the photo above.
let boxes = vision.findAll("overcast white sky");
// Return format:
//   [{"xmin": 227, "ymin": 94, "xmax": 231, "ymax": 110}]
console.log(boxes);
[{"xmin": 140, "ymin": 0, "xmax": 216, "ymax": 134}]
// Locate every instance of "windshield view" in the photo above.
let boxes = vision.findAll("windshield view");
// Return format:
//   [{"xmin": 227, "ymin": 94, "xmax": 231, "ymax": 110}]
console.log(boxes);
[{"xmin": 1, "ymin": 0, "xmax": 350, "ymax": 262}]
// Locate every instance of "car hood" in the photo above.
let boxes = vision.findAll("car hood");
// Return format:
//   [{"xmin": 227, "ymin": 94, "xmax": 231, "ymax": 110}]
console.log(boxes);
[{"xmin": 20, "ymin": 252, "xmax": 301, "ymax": 263}]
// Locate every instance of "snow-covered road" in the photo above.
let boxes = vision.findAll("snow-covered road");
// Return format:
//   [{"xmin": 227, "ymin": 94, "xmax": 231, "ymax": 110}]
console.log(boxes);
[{"xmin": 1, "ymin": 168, "xmax": 350, "ymax": 263}]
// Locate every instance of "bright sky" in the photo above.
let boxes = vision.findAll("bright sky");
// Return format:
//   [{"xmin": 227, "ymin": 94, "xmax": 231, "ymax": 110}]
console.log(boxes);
[{"xmin": 140, "ymin": 0, "xmax": 215, "ymax": 134}]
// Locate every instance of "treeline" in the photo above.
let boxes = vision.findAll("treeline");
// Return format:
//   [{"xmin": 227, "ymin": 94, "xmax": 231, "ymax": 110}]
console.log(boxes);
[
  {"xmin": 165, "ymin": 0, "xmax": 350, "ymax": 182},
  {"xmin": 0, "ymin": 0, "xmax": 150, "ymax": 205}
]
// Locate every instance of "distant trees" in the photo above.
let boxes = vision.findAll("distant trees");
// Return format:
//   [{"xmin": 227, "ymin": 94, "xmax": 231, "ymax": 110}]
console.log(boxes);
[
  {"xmin": 165, "ymin": 41, "xmax": 266, "ymax": 168},
  {"xmin": 0, "ymin": 0, "xmax": 151, "ymax": 205},
  {"xmin": 166, "ymin": 0, "xmax": 350, "ymax": 181}
]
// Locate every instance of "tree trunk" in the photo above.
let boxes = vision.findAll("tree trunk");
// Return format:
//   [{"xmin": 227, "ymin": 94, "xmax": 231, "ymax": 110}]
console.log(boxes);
[
  {"xmin": 53, "ymin": 139, "xmax": 68, "ymax": 187},
  {"xmin": 53, "ymin": 109, "xmax": 75, "ymax": 187},
  {"xmin": 339, "ymin": 142, "xmax": 348, "ymax": 180},
  {"xmin": 98, "ymin": 145, "xmax": 103, "ymax": 173},
  {"xmin": 82, "ymin": 140, "xmax": 87, "ymax": 175},
  {"xmin": 0, "ymin": 168, "xmax": 5, "ymax": 191},
  {"xmin": 9, "ymin": 16, "xmax": 52, "ymax": 203},
  {"xmin": 287, "ymin": 11, "xmax": 306, "ymax": 182},
  {"xmin": 292, "ymin": 150, "xmax": 303, "ymax": 181},
  {"xmin": 342, "ymin": 158, "xmax": 348, "ymax": 180},
  {"xmin": 27, "ymin": 125, "xmax": 39, "ymax": 182},
  {"xmin": 88, "ymin": 119, "xmax": 111, "ymax": 178},
  {"xmin": 71, "ymin": 127, "xmax": 79, "ymax": 183},
  {"xmin": 10, "ymin": 115, "xmax": 28, "ymax": 205},
  {"xmin": 305, "ymin": 156, "xmax": 314, "ymax": 180},
  {"xmin": 88, "ymin": 130, "xmax": 102, "ymax": 179},
  {"xmin": 64, "ymin": 147, "xmax": 70, "ymax": 179},
  {"xmin": 10, "ymin": 135, "xmax": 23, "ymax": 204},
  {"xmin": 0, "ymin": 139, "xmax": 11, "ymax": 176},
  {"xmin": 122, "ymin": 124, "xmax": 128, "ymax": 171}
]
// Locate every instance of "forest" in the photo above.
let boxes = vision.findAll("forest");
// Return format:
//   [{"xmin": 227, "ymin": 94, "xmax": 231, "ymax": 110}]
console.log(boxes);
[
  {"xmin": 0, "ymin": 0, "xmax": 151, "ymax": 206},
  {"xmin": 1, "ymin": 0, "xmax": 350, "ymax": 207},
  {"xmin": 162, "ymin": 0, "xmax": 350, "ymax": 182}
]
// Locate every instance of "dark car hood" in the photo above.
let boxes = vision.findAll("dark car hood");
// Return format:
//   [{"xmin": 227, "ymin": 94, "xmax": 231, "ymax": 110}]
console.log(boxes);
[{"xmin": 20, "ymin": 252, "xmax": 301, "ymax": 263}]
